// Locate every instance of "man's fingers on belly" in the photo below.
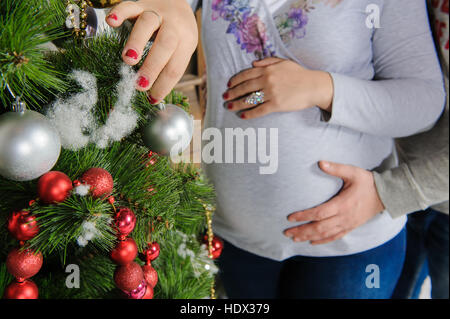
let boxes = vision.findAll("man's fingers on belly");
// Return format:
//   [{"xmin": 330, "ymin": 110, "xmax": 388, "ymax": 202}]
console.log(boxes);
[
  {"xmin": 288, "ymin": 200, "xmax": 339, "ymax": 222},
  {"xmin": 310, "ymin": 230, "xmax": 351, "ymax": 246},
  {"xmin": 284, "ymin": 216, "xmax": 343, "ymax": 241}
]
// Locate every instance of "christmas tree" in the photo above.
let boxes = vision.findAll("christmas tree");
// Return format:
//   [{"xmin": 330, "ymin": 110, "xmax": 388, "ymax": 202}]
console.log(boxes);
[{"xmin": 0, "ymin": 0, "xmax": 219, "ymax": 299}]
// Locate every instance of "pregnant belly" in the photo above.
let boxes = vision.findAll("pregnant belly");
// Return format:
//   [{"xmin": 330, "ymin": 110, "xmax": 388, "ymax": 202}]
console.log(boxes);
[{"xmin": 202, "ymin": 109, "xmax": 393, "ymax": 238}]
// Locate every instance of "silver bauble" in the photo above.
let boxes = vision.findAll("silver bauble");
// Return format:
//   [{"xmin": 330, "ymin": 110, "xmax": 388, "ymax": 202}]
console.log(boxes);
[
  {"xmin": 141, "ymin": 104, "xmax": 194, "ymax": 156},
  {"xmin": 0, "ymin": 110, "xmax": 61, "ymax": 181},
  {"xmin": 85, "ymin": 7, "xmax": 99, "ymax": 38}
]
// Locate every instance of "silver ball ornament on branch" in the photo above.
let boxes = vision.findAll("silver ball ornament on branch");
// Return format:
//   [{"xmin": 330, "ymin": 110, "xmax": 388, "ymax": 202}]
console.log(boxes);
[
  {"xmin": 0, "ymin": 99, "xmax": 61, "ymax": 181},
  {"xmin": 141, "ymin": 103, "xmax": 194, "ymax": 156}
]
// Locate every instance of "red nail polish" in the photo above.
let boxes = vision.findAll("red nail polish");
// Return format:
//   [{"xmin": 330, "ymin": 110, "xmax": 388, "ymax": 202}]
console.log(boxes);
[
  {"xmin": 227, "ymin": 81, "xmax": 231, "ymax": 88},
  {"xmin": 137, "ymin": 76, "xmax": 149, "ymax": 88},
  {"xmin": 240, "ymin": 113, "xmax": 246, "ymax": 119},
  {"xmin": 108, "ymin": 13, "xmax": 118, "ymax": 21},
  {"xmin": 149, "ymin": 95, "xmax": 158, "ymax": 104},
  {"xmin": 223, "ymin": 92, "xmax": 229, "ymax": 99},
  {"xmin": 227, "ymin": 103, "xmax": 233, "ymax": 110},
  {"xmin": 125, "ymin": 49, "xmax": 138, "ymax": 59}
]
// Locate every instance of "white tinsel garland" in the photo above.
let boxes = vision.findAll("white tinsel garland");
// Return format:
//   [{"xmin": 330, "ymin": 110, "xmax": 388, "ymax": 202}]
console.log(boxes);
[
  {"xmin": 47, "ymin": 64, "xmax": 139, "ymax": 150},
  {"xmin": 176, "ymin": 231, "xmax": 218, "ymax": 278}
]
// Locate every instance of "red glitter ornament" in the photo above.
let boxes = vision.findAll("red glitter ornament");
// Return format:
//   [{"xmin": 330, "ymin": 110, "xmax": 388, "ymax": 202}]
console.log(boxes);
[
  {"xmin": 143, "ymin": 242, "xmax": 160, "ymax": 262},
  {"xmin": 37, "ymin": 171, "xmax": 73, "ymax": 204},
  {"xmin": 203, "ymin": 235, "xmax": 224, "ymax": 259},
  {"xmin": 113, "ymin": 207, "xmax": 136, "ymax": 239},
  {"xmin": 142, "ymin": 285, "xmax": 154, "ymax": 299},
  {"xmin": 81, "ymin": 167, "xmax": 114, "ymax": 199},
  {"xmin": 110, "ymin": 238, "xmax": 138, "ymax": 265},
  {"xmin": 3, "ymin": 279, "xmax": 38, "ymax": 299},
  {"xmin": 114, "ymin": 262, "xmax": 144, "ymax": 292},
  {"xmin": 7, "ymin": 211, "xmax": 39, "ymax": 241},
  {"xmin": 126, "ymin": 280, "xmax": 147, "ymax": 299},
  {"xmin": 6, "ymin": 248, "xmax": 43, "ymax": 280},
  {"xmin": 142, "ymin": 264, "xmax": 158, "ymax": 288}
]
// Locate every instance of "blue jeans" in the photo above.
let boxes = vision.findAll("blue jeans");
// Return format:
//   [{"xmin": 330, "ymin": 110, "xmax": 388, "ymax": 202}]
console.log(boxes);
[
  {"xmin": 392, "ymin": 209, "xmax": 449, "ymax": 299},
  {"xmin": 217, "ymin": 228, "xmax": 406, "ymax": 299}
]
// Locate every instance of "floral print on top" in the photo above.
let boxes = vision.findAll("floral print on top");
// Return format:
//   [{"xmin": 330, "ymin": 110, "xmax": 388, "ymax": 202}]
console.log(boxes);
[
  {"xmin": 275, "ymin": 0, "xmax": 343, "ymax": 44},
  {"xmin": 212, "ymin": 0, "xmax": 276, "ymax": 58},
  {"xmin": 211, "ymin": 0, "xmax": 344, "ymax": 56}
]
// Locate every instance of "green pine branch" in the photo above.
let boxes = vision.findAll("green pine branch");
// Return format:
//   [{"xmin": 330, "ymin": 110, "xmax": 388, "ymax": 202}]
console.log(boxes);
[{"xmin": 0, "ymin": 0, "xmax": 67, "ymax": 109}]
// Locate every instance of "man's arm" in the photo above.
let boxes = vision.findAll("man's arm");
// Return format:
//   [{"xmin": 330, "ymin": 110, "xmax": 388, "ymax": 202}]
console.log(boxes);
[
  {"xmin": 374, "ymin": 0, "xmax": 449, "ymax": 217},
  {"xmin": 374, "ymin": 95, "xmax": 449, "ymax": 218}
]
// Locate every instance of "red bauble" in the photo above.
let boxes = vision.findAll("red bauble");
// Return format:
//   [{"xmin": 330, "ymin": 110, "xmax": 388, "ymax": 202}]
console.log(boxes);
[
  {"xmin": 110, "ymin": 238, "xmax": 138, "ymax": 265},
  {"xmin": 114, "ymin": 262, "xmax": 144, "ymax": 292},
  {"xmin": 113, "ymin": 207, "xmax": 136, "ymax": 239},
  {"xmin": 6, "ymin": 248, "xmax": 43, "ymax": 280},
  {"xmin": 142, "ymin": 264, "xmax": 158, "ymax": 288},
  {"xmin": 7, "ymin": 211, "xmax": 39, "ymax": 241},
  {"xmin": 3, "ymin": 280, "xmax": 38, "ymax": 299},
  {"xmin": 37, "ymin": 171, "xmax": 73, "ymax": 204},
  {"xmin": 203, "ymin": 235, "xmax": 224, "ymax": 259},
  {"xmin": 145, "ymin": 151, "xmax": 157, "ymax": 167},
  {"xmin": 142, "ymin": 285, "xmax": 154, "ymax": 299},
  {"xmin": 126, "ymin": 280, "xmax": 147, "ymax": 299},
  {"xmin": 81, "ymin": 167, "xmax": 113, "ymax": 199},
  {"xmin": 211, "ymin": 236, "xmax": 224, "ymax": 259},
  {"xmin": 143, "ymin": 242, "xmax": 160, "ymax": 262}
]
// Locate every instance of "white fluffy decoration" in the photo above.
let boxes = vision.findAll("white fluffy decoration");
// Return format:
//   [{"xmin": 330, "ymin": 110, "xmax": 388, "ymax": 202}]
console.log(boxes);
[
  {"xmin": 77, "ymin": 236, "xmax": 89, "ymax": 247},
  {"xmin": 77, "ymin": 220, "xmax": 101, "ymax": 247},
  {"xmin": 47, "ymin": 70, "xmax": 97, "ymax": 150},
  {"xmin": 176, "ymin": 231, "xmax": 218, "ymax": 278},
  {"xmin": 47, "ymin": 64, "xmax": 139, "ymax": 150},
  {"xmin": 74, "ymin": 183, "xmax": 91, "ymax": 196},
  {"xmin": 92, "ymin": 65, "xmax": 139, "ymax": 148}
]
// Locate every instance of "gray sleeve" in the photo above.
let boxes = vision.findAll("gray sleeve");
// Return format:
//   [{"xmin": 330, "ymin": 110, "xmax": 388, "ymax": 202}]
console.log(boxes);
[
  {"xmin": 374, "ymin": 154, "xmax": 449, "ymax": 218},
  {"xmin": 373, "ymin": 101, "xmax": 449, "ymax": 218},
  {"xmin": 325, "ymin": 0, "xmax": 446, "ymax": 138}
]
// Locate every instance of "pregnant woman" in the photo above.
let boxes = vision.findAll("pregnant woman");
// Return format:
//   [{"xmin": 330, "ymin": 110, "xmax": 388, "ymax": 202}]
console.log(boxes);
[{"xmin": 107, "ymin": 0, "xmax": 446, "ymax": 298}]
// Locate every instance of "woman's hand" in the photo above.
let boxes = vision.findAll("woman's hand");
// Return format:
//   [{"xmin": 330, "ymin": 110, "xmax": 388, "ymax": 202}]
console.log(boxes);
[
  {"xmin": 284, "ymin": 161, "xmax": 385, "ymax": 245},
  {"xmin": 106, "ymin": 0, "xmax": 198, "ymax": 103},
  {"xmin": 223, "ymin": 57, "xmax": 334, "ymax": 120}
]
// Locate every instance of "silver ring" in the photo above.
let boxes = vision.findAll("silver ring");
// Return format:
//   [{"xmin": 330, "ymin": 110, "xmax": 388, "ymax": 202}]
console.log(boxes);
[
  {"xmin": 144, "ymin": 9, "xmax": 162, "ymax": 28},
  {"xmin": 245, "ymin": 91, "xmax": 265, "ymax": 106}
]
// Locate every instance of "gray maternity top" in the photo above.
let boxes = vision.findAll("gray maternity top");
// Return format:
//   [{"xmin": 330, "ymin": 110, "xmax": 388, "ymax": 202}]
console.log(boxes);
[{"xmin": 188, "ymin": 0, "xmax": 445, "ymax": 260}]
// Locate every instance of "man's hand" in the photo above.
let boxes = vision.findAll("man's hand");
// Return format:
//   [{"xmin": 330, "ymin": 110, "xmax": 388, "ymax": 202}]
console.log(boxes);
[
  {"xmin": 106, "ymin": 0, "xmax": 198, "ymax": 103},
  {"xmin": 284, "ymin": 161, "xmax": 385, "ymax": 245}
]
